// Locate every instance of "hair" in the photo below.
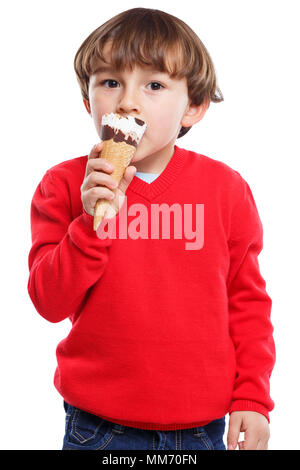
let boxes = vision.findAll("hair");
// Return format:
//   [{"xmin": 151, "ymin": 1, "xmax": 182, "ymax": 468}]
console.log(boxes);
[{"xmin": 74, "ymin": 8, "xmax": 223, "ymax": 138}]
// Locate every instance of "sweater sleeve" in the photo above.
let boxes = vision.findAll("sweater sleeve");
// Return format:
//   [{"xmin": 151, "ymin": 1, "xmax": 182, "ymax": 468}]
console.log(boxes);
[
  {"xmin": 227, "ymin": 176, "xmax": 276, "ymax": 422},
  {"xmin": 27, "ymin": 170, "xmax": 112, "ymax": 323}
]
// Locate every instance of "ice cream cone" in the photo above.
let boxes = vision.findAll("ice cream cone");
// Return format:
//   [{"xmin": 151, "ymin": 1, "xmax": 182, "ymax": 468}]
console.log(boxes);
[
  {"xmin": 93, "ymin": 113, "xmax": 147, "ymax": 231},
  {"xmin": 93, "ymin": 139, "xmax": 136, "ymax": 230}
]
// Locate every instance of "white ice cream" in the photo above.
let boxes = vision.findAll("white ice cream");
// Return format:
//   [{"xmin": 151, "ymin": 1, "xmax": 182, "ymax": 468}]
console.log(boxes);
[{"xmin": 101, "ymin": 113, "xmax": 147, "ymax": 143}]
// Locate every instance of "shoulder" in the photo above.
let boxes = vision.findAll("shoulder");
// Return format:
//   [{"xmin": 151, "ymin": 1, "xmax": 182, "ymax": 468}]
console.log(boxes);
[
  {"xmin": 180, "ymin": 146, "xmax": 247, "ymax": 191},
  {"xmin": 46, "ymin": 155, "xmax": 88, "ymax": 182},
  {"xmin": 34, "ymin": 155, "xmax": 87, "ymax": 204},
  {"xmin": 39, "ymin": 155, "xmax": 88, "ymax": 198},
  {"xmin": 34, "ymin": 156, "xmax": 88, "ymax": 219}
]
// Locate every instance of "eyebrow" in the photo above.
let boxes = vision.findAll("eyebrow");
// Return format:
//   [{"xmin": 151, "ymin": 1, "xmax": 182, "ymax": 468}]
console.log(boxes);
[{"xmin": 92, "ymin": 65, "xmax": 169, "ymax": 76}]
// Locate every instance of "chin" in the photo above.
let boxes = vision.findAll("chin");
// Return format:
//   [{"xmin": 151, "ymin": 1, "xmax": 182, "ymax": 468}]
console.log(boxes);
[{"xmin": 131, "ymin": 152, "xmax": 143, "ymax": 163}]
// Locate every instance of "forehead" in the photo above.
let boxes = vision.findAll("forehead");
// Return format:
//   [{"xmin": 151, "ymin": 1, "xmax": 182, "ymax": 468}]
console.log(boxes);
[{"xmin": 90, "ymin": 39, "xmax": 182, "ymax": 77}]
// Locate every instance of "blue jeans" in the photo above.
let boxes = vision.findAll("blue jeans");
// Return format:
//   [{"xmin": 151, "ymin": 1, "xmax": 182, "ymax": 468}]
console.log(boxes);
[{"xmin": 62, "ymin": 401, "xmax": 226, "ymax": 450}]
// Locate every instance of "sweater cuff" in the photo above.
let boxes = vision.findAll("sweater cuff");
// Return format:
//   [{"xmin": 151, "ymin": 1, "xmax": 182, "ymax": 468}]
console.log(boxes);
[
  {"xmin": 68, "ymin": 209, "xmax": 114, "ymax": 251},
  {"xmin": 81, "ymin": 209, "xmax": 98, "ymax": 232},
  {"xmin": 229, "ymin": 400, "xmax": 270, "ymax": 423}
]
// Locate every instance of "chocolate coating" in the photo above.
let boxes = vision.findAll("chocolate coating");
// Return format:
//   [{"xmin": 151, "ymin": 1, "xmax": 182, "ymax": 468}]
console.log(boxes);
[
  {"xmin": 101, "ymin": 125, "xmax": 138, "ymax": 148},
  {"xmin": 134, "ymin": 118, "xmax": 145, "ymax": 126}
]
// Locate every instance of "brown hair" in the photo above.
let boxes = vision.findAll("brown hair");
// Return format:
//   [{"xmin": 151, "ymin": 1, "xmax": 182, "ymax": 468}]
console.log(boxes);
[{"xmin": 74, "ymin": 8, "xmax": 223, "ymax": 138}]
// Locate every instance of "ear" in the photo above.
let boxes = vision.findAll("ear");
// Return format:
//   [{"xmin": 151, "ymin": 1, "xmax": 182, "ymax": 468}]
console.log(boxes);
[
  {"xmin": 181, "ymin": 97, "xmax": 210, "ymax": 128},
  {"xmin": 83, "ymin": 99, "xmax": 91, "ymax": 115}
]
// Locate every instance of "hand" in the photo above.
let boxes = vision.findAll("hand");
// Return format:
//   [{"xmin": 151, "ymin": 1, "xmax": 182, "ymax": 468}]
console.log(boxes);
[
  {"xmin": 81, "ymin": 142, "xmax": 136, "ymax": 218},
  {"xmin": 227, "ymin": 411, "xmax": 270, "ymax": 450}
]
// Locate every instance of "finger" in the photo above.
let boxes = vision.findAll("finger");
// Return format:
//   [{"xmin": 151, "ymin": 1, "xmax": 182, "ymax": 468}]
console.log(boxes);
[
  {"xmin": 238, "ymin": 440, "xmax": 245, "ymax": 451},
  {"xmin": 118, "ymin": 166, "xmax": 137, "ymax": 194},
  {"xmin": 256, "ymin": 439, "xmax": 268, "ymax": 450},
  {"xmin": 85, "ymin": 157, "xmax": 114, "ymax": 179},
  {"xmin": 227, "ymin": 414, "xmax": 242, "ymax": 450},
  {"xmin": 85, "ymin": 171, "xmax": 118, "ymax": 191},
  {"xmin": 88, "ymin": 142, "xmax": 104, "ymax": 160},
  {"xmin": 87, "ymin": 186, "xmax": 116, "ymax": 208},
  {"xmin": 244, "ymin": 429, "xmax": 259, "ymax": 450}
]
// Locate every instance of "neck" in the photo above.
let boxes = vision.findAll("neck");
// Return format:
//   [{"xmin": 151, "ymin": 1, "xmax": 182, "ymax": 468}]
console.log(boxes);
[{"xmin": 132, "ymin": 142, "xmax": 175, "ymax": 174}]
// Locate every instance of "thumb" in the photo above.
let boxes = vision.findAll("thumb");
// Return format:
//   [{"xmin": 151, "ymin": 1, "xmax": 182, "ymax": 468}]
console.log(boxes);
[
  {"xmin": 227, "ymin": 413, "xmax": 242, "ymax": 450},
  {"xmin": 118, "ymin": 165, "xmax": 137, "ymax": 193}
]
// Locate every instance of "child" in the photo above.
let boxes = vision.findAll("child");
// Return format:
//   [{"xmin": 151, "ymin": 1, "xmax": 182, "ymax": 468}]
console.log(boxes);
[{"xmin": 27, "ymin": 8, "xmax": 275, "ymax": 451}]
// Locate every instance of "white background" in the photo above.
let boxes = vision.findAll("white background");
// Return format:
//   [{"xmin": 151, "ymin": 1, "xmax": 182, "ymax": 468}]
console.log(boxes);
[{"xmin": 1, "ymin": 0, "xmax": 299, "ymax": 450}]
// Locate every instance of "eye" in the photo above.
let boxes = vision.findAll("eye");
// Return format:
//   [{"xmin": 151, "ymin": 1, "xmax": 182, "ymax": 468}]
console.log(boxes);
[
  {"xmin": 99, "ymin": 79, "xmax": 164, "ymax": 91},
  {"xmin": 100, "ymin": 79, "xmax": 119, "ymax": 88},
  {"xmin": 147, "ymin": 82, "xmax": 164, "ymax": 91}
]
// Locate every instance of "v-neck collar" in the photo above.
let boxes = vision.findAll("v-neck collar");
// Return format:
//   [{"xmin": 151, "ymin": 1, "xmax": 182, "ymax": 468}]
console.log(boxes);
[{"xmin": 128, "ymin": 145, "xmax": 186, "ymax": 201}]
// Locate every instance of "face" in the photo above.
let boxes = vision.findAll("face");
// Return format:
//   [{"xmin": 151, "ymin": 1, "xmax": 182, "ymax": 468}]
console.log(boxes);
[{"xmin": 84, "ymin": 42, "xmax": 206, "ymax": 168}]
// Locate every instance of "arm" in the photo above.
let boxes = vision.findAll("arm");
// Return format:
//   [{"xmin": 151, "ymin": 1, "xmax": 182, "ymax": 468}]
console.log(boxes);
[
  {"xmin": 226, "ymin": 177, "xmax": 276, "ymax": 423},
  {"xmin": 27, "ymin": 169, "xmax": 112, "ymax": 323}
]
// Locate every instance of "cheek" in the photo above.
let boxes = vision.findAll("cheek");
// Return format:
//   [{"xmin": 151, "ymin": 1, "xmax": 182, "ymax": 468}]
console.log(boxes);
[
  {"xmin": 89, "ymin": 98, "xmax": 109, "ymax": 134},
  {"xmin": 89, "ymin": 97, "xmax": 102, "ymax": 117},
  {"xmin": 147, "ymin": 107, "xmax": 181, "ymax": 137},
  {"xmin": 89, "ymin": 91, "xmax": 107, "ymax": 114}
]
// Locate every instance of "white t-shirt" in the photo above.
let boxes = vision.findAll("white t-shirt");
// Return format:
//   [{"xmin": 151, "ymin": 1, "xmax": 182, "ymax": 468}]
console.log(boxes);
[{"xmin": 135, "ymin": 171, "xmax": 159, "ymax": 184}]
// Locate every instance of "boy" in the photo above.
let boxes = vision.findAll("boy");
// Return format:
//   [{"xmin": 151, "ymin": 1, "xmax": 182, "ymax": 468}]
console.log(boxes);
[{"xmin": 27, "ymin": 8, "xmax": 275, "ymax": 450}]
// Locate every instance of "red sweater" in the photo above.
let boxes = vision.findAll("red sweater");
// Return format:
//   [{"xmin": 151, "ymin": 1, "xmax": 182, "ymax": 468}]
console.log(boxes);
[{"xmin": 27, "ymin": 145, "xmax": 275, "ymax": 430}]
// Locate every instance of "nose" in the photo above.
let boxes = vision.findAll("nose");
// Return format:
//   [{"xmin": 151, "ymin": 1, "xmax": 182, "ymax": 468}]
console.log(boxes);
[{"xmin": 116, "ymin": 85, "xmax": 141, "ymax": 116}]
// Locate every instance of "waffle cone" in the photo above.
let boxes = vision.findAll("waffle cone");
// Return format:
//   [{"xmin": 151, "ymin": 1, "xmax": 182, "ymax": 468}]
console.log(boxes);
[{"xmin": 93, "ymin": 138, "xmax": 136, "ymax": 230}]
